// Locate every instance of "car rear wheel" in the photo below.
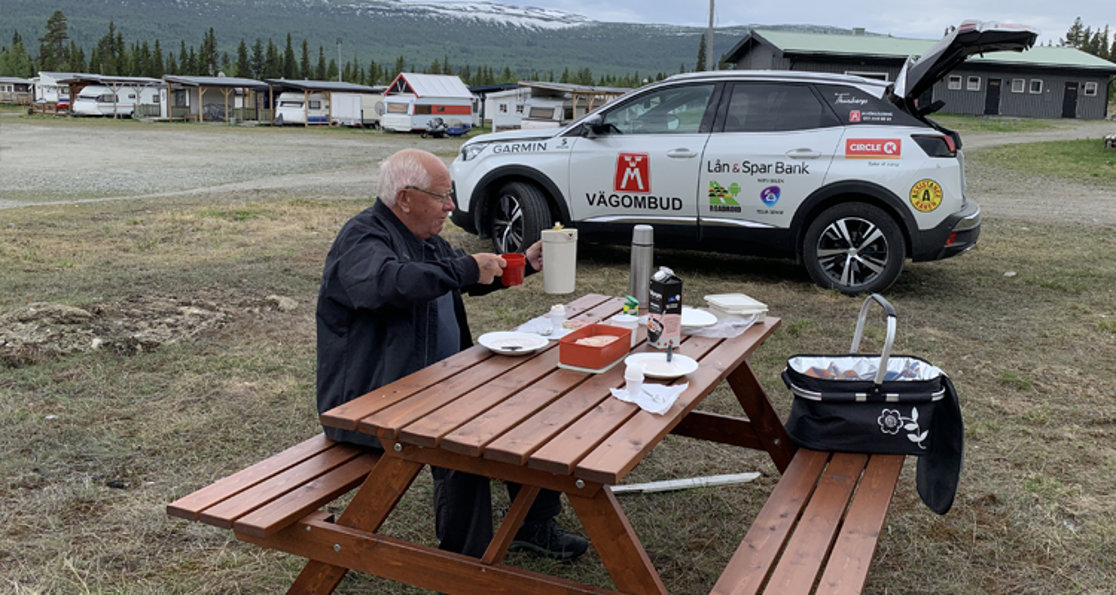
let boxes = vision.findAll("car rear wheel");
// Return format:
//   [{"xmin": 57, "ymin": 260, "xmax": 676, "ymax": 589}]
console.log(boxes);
[
  {"xmin": 489, "ymin": 181, "xmax": 549, "ymax": 253},
  {"xmin": 802, "ymin": 203, "xmax": 905, "ymax": 295}
]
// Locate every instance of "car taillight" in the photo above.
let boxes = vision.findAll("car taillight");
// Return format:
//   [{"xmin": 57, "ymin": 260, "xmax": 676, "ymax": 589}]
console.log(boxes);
[{"xmin": 912, "ymin": 134, "xmax": 957, "ymax": 158}]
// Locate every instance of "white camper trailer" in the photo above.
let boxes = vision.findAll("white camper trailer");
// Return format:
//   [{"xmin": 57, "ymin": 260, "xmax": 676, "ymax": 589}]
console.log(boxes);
[
  {"xmin": 274, "ymin": 91, "xmax": 330, "ymax": 125},
  {"xmin": 71, "ymin": 85, "xmax": 158, "ymax": 117}
]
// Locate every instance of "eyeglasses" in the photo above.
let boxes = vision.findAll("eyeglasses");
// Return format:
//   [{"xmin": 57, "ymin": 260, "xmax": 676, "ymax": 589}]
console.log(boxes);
[{"xmin": 405, "ymin": 185, "xmax": 455, "ymax": 205}]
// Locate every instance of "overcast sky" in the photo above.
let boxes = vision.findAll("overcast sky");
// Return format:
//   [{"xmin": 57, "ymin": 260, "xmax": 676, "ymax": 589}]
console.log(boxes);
[{"xmin": 516, "ymin": 0, "xmax": 1112, "ymax": 44}]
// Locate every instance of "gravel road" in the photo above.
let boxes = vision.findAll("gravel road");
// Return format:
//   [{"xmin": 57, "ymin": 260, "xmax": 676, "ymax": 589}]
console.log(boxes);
[{"xmin": 1, "ymin": 116, "xmax": 1113, "ymax": 225}]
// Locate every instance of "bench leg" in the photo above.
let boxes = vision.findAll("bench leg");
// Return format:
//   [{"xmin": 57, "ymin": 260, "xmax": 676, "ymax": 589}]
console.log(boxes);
[{"xmin": 288, "ymin": 455, "xmax": 424, "ymax": 594}]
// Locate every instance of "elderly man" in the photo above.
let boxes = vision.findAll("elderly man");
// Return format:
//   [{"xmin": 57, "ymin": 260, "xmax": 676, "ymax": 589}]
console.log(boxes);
[{"xmin": 315, "ymin": 148, "xmax": 587, "ymax": 561}]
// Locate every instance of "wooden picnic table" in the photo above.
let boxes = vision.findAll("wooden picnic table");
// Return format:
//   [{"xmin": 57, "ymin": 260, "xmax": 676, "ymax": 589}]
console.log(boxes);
[{"xmin": 229, "ymin": 292, "xmax": 792, "ymax": 593}]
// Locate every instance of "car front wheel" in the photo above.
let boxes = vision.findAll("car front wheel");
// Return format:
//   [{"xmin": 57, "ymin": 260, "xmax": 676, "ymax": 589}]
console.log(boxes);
[
  {"xmin": 802, "ymin": 203, "xmax": 905, "ymax": 295},
  {"xmin": 489, "ymin": 181, "xmax": 549, "ymax": 253}
]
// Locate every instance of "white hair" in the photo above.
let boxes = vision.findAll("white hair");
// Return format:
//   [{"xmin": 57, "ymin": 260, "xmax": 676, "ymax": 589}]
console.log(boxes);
[{"xmin": 377, "ymin": 149, "xmax": 432, "ymax": 207}]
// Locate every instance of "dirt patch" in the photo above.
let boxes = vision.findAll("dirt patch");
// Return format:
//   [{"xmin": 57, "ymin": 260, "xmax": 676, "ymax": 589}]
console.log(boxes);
[{"xmin": 0, "ymin": 293, "xmax": 299, "ymax": 367}]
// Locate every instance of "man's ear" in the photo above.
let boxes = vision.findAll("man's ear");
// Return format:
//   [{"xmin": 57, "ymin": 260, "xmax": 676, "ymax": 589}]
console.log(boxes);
[{"xmin": 395, "ymin": 189, "xmax": 411, "ymax": 212}]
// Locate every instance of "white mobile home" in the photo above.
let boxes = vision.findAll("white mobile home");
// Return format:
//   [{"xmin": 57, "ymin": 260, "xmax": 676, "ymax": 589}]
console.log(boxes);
[
  {"xmin": 33, "ymin": 71, "xmax": 97, "ymax": 105},
  {"xmin": 380, "ymin": 73, "xmax": 473, "ymax": 133},
  {"xmin": 263, "ymin": 80, "xmax": 385, "ymax": 127}
]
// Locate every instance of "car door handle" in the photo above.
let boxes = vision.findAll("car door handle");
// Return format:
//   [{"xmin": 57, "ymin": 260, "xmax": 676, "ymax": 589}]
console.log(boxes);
[
  {"xmin": 666, "ymin": 148, "xmax": 699, "ymax": 158},
  {"xmin": 786, "ymin": 148, "xmax": 821, "ymax": 159}
]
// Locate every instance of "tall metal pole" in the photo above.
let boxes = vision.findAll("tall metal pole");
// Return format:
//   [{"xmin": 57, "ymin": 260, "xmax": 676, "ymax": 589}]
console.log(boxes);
[
  {"xmin": 706, "ymin": 0, "xmax": 715, "ymax": 70},
  {"xmin": 336, "ymin": 38, "xmax": 342, "ymax": 82}
]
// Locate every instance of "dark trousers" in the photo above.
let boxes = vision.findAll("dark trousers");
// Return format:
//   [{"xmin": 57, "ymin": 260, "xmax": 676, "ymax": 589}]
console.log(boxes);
[{"xmin": 431, "ymin": 465, "xmax": 562, "ymax": 558}]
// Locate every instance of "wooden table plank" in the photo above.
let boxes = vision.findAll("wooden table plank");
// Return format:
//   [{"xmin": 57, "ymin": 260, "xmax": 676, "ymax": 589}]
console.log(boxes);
[
  {"xmin": 571, "ymin": 334, "xmax": 733, "ymax": 485},
  {"xmin": 402, "ymin": 347, "xmax": 565, "ymax": 451}
]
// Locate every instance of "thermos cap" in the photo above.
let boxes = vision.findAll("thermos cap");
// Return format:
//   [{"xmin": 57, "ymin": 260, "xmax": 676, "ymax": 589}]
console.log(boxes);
[{"xmin": 632, "ymin": 224, "xmax": 654, "ymax": 245}]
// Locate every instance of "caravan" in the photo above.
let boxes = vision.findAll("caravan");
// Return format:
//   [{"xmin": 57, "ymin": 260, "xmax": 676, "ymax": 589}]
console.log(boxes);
[
  {"xmin": 72, "ymin": 85, "xmax": 157, "ymax": 117},
  {"xmin": 379, "ymin": 73, "xmax": 473, "ymax": 134},
  {"xmin": 274, "ymin": 91, "xmax": 330, "ymax": 125}
]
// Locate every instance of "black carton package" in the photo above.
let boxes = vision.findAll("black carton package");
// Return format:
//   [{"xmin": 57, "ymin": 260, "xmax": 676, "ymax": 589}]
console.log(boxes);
[{"xmin": 647, "ymin": 266, "xmax": 682, "ymax": 349}]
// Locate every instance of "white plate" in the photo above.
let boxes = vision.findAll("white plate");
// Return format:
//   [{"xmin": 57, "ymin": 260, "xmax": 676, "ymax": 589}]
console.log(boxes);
[
  {"xmin": 624, "ymin": 353, "xmax": 699, "ymax": 379},
  {"xmin": 681, "ymin": 306, "xmax": 717, "ymax": 328},
  {"xmin": 478, "ymin": 332, "xmax": 548, "ymax": 356}
]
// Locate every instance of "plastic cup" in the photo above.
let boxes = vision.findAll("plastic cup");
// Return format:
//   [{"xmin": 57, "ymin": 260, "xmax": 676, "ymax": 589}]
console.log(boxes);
[
  {"xmin": 500, "ymin": 253, "xmax": 526, "ymax": 286},
  {"xmin": 624, "ymin": 362, "xmax": 644, "ymax": 396}
]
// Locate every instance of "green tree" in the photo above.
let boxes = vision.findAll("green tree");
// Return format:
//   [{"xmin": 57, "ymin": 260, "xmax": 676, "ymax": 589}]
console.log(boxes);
[
  {"xmin": 1063, "ymin": 17, "xmax": 1086, "ymax": 47},
  {"xmin": 695, "ymin": 33, "xmax": 706, "ymax": 72},
  {"xmin": 67, "ymin": 40, "xmax": 86, "ymax": 72},
  {"xmin": 365, "ymin": 57, "xmax": 379, "ymax": 85},
  {"xmin": 282, "ymin": 33, "xmax": 296, "ymax": 78},
  {"xmin": 199, "ymin": 28, "xmax": 218, "ymax": 75},
  {"xmin": 317, "ymin": 47, "xmax": 328, "ymax": 80},
  {"xmin": 235, "ymin": 40, "xmax": 250, "ymax": 78},
  {"xmin": 150, "ymin": 40, "xmax": 164, "ymax": 77},
  {"xmin": 264, "ymin": 38, "xmax": 281, "ymax": 78},
  {"xmin": 250, "ymin": 38, "xmax": 265, "ymax": 79},
  {"xmin": 300, "ymin": 39, "xmax": 311, "ymax": 79},
  {"xmin": 0, "ymin": 31, "xmax": 35, "ymax": 76},
  {"xmin": 38, "ymin": 10, "xmax": 70, "ymax": 71}
]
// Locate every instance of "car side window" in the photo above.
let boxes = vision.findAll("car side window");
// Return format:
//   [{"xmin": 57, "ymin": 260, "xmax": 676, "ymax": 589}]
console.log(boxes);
[
  {"xmin": 816, "ymin": 84, "xmax": 923, "ymax": 126},
  {"xmin": 724, "ymin": 83, "xmax": 839, "ymax": 132},
  {"xmin": 602, "ymin": 84, "xmax": 714, "ymax": 135}
]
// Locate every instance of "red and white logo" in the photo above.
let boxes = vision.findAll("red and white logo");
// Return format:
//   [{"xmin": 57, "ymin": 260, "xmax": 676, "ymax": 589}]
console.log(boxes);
[
  {"xmin": 615, "ymin": 152, "xmax": 651, "ymax": 192},
  {"xmin": 849, "ymin": 110, "xmax": 861, "ymax": 122},
  {"xmin": 845, "ymin": 138, "xmax": 902, "ymax": 159}
]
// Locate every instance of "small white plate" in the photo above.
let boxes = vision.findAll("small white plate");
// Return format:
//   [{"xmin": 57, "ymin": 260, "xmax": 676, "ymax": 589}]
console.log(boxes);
[
  {"xmin": 624, "ymin": 353, "xmax": 699, "ymax": 379},
  {"xmin": 478, "ymin": 332, "xmax": 548, "ymax": 356},
  {"xmin": 681, "ymin": 306, "xmax": 717, "ymax": 328}
]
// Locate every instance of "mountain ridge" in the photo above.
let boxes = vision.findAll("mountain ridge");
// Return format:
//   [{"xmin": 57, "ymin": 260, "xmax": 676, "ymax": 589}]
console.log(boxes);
[{"xmin": 6, "ymin": 0, "xmax": 867, "ymax": 79}]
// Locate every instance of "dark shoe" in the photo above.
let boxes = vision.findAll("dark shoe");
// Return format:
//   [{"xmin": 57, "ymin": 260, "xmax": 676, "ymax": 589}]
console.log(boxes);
[{"xmin": 509, "ymin": 518, "xmax": 589, "ymax": 561}]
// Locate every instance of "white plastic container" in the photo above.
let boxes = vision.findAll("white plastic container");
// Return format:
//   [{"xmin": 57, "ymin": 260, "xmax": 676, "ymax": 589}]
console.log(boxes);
[
  {"xmin": 607, "ymin": 313, "xmax": 640, "ymax": 348},
  {"xmin": 542, "ymin": 227, "xmax": 578, "ymax": 294},
  {"xmin": 704, "ymin": 293, "xmax": 768, "ymax": 322},
  {"xmin": 624, "ymin": 362, "xmax": 644, "ymax": 396}
]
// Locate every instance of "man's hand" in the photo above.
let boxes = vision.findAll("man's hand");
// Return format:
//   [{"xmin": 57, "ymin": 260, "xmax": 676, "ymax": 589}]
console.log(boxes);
[
  {"xmin": 525, "ymin": 240, "xmax": 543, "ymax": 271},
  {"xmin": 473, "ymin": 253, "xmax": 506, "ymax": 285}
]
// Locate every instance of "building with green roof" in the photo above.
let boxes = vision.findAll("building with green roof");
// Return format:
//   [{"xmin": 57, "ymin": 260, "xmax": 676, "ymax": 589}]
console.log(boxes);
[{"xmin": 725, "ymin": 29, "xmax": 1116, "ymax": 120}]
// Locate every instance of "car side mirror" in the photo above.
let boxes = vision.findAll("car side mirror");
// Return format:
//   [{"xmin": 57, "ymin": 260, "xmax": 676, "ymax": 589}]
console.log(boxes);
[{"xmin": 581, "ymin": 114, "xmax": 607, "ymax": 138}]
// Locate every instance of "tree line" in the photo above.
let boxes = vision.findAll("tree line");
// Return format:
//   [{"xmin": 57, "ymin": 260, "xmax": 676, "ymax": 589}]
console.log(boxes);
[{"xmin": 0, "ymin": 10, "xmax": 677, "ymax": 89}]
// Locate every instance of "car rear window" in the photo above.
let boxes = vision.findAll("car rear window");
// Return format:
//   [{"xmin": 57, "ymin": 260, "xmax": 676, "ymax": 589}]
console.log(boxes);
[
  {"xmin": 723, "ymin": 83, "xmax": 840, "ymax": 132},
  {"xmin": 816, "ymin": 85, "xmax": 922, "ymax": 126}
]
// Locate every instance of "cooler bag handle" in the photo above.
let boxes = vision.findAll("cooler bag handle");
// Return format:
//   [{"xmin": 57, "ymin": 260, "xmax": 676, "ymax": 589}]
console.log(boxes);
[{"xmin": 849, "ymin": 293, "xmax": 897, "ymax": 385}]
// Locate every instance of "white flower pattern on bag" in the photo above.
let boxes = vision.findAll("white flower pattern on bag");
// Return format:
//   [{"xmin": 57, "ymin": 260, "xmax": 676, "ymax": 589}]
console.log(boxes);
[{"xmin": 878, "ymin": 407, "xmax": 928, "ymax": 449}]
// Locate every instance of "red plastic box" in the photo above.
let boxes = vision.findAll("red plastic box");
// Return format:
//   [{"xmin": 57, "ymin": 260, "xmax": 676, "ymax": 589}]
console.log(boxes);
[{"xmin": 559, "ymin": 323, "xmax": 631, "ymax": 371}]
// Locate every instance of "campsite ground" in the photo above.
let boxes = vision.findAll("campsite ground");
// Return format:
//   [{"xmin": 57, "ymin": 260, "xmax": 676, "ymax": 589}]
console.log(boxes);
[{"xmin": 0, "ymin": 115, "xmax": 1113, "ymax": 593}]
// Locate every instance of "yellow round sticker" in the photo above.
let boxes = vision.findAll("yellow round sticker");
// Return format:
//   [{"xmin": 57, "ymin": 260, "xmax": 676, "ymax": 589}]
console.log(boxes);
[{"xmin": 909, "ymin": 179, "xmax": 943, "ymax": 212}]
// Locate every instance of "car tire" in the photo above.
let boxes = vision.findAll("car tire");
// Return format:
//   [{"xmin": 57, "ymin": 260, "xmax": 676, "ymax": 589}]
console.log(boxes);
[
  {"xmin": 802, "ymin": 202, "xmax": 905, "ymax": 295},
  {"xmin": 489, "ymin": 181, "xmax": 549, "ymax": 254}
]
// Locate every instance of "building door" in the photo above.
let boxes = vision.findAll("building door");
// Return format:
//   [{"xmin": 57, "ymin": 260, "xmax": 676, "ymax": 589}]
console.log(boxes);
[
  {"xmin": 1062, "ymin": 82, "xmax": 1079, "ymax": 118},
  {"xmin": 983, "ymin": 78, "xmax": 1001, "ymax": 115}
]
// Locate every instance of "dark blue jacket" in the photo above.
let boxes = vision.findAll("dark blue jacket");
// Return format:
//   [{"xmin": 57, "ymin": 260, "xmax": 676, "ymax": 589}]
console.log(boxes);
[{"xmin": 316, "ymin": 200, "xmax": 514, "ymax": 447}]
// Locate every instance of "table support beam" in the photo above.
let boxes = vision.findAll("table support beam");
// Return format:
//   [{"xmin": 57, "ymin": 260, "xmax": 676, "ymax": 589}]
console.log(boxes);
[{"xmin": 566, "ymin": 486, "xmax": 668, "ymax": 594}]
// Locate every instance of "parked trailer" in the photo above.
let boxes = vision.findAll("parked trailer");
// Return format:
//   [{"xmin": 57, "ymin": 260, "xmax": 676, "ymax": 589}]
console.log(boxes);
[
  {"xmin": 71, "ymin": 85, "xmax": 158, "ymax": 117},
  {"xmin": 274, "ymin": 91, "xmax": 329, "ymax": 125}
]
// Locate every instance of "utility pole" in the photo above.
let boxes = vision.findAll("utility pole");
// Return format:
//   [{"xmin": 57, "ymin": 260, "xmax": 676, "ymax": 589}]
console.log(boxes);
[
  {"xmin": 706, "ymin": 0, "xmax": 715, "ymax": 70},
  {"xmin": 336, "ymin": 38, "xmax": 342, "ymax": 81}
]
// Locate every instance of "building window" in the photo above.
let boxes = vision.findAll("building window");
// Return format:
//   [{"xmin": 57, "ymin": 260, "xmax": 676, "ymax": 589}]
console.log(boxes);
[
  {"xmin": 845, "ymin": 70, "xmax": 888, "ymax": 81},
  {"xmin": 1084, "ymin": 81, "xmax": 1098, "ymax": 96},
  {"xmin": 1029, "ymin": 79, "xmax": 1043, "ymax": 94},
  {"xmin": 1011, "ymin": 78, "xmax": 1025, "ymax": 93},
  {"xmin": 966, "ymin": 76, "xmax": 981, "ymax": 91},
  {"xmin": 948, "ymin": 75, "xmax": 962, "ymax": 90},
  {"xmin": 515, "ymin": 105, "xmax": 524, "ymax": 114},
  {"xmin": 498, "ymin": 104, "xmax": 507, "ymax": 113}
]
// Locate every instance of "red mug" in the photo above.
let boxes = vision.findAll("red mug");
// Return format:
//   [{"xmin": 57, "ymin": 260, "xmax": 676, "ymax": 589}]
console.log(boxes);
[{"xmin": 501, "ymin": 253, "xmax": 526, "ymax": 286}]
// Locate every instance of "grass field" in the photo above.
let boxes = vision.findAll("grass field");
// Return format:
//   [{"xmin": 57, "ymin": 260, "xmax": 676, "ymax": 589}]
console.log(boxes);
[{"xmin": 1, "ymin": 132, "xmax": 1114, "ymax": 593}]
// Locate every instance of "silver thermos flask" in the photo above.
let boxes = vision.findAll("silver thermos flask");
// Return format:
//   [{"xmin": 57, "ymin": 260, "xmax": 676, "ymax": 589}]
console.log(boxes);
[{"xmin": 629, "ymin": 225, "xmax": 654, "ymax": 311}]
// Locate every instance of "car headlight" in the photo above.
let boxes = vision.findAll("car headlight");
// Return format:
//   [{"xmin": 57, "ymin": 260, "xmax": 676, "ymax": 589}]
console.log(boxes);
[{"xmin": 460, "ymin": 142, "xmax": 488, "ymax": 161}]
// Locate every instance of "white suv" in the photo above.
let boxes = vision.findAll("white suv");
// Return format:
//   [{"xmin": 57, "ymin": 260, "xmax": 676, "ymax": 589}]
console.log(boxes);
[{"xmin": 450, "ymin": 22, "xmax": 1037, "ymax": 294}]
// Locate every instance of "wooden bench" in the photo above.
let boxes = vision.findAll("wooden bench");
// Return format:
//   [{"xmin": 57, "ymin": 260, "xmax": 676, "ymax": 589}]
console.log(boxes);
[
  {"xmin": 711, "ymin": 448, "xmax": 904, "ymax": 595},
  {"xmin": 167, "ymin": 433, "xmax": 380, "ymax": 539}
]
